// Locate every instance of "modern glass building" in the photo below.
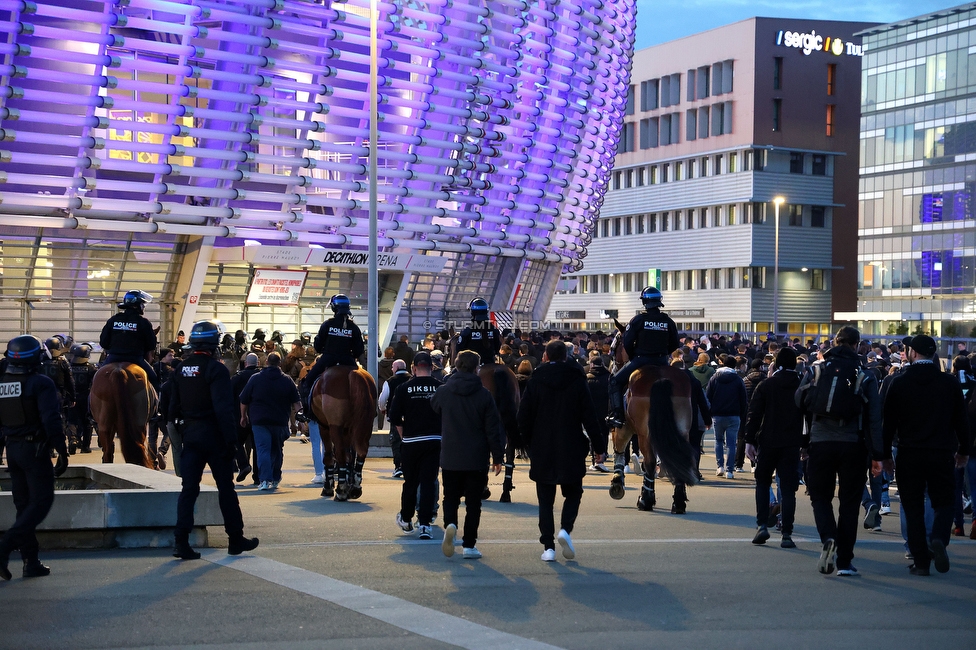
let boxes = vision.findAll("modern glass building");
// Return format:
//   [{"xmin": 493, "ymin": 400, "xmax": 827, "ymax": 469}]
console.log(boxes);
[
  {"xmin": 0, "ymin": 0, "xmax": 635, "ymax": 345},
  {"xmin": 547, "ymin": 17, "xmax": 874, "ymax": 337},
  {"xmin": 843, "ymin": 3, "xmax": 976, "ymax": 338}
]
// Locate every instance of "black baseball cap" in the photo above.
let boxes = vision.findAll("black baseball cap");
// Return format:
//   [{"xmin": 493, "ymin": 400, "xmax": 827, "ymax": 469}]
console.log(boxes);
[{"xmin": 413, "ymin": 351, "xmax": 432, "ymax": 366}]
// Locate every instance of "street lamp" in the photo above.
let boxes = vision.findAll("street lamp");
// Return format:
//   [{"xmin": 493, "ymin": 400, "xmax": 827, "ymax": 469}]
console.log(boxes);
[{"xmin": 772, "ymin": 196, "xmax": 786, "ymax": 339}]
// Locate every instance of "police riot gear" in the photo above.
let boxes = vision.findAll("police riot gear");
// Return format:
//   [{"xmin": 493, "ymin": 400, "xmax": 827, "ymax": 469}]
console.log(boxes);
[
  {"xmin": 469, "ymin": 297, "xmax": 490, "ymax": 321},
  {"xmin": 40, "ymin": 353, "xmax": 74, "ymax": 406},
  {"xmin": 329, "ymin": 293, "xmax": 352, "ymax": 316},
  {"xmin": 69, "ymin": 343, "xmax": 92, "ymax": 363},
  {"xmin": 253, "ymin": 328, "xmax": 267, "ymax": 342},
  {"xmin": 640, "ymin": 286, "xmax": 664, "ymax": 310},
  {"xmin": 44, "ymin": 338, "xmax": 65, "ymax": 358},
  {"xmin": 5, "ymin": 335, "xmax": 44, "ymax": 373},
  {"xmin": 188, "ymin": 320, "xmax": 224, "ymax": 351},
  {"xmin": 119, "ymin": 289, "xmax": 153, "ymax": 314},
  {"xmin": 458, "ymin": 318, "xmax": 501, "ymax": 365}
]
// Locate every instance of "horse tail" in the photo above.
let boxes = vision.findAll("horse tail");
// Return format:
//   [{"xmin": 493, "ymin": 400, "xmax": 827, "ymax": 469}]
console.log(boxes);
[
  {"xmin": 648, "ymin": 379, "xmax": 698, "ymax": 486},
  {"xmin": 114, "ymin": 366, "xmax": 153, "ymax": 468},
  {"xmin": 349, "ymin": 369, "xmax": 377, "ymax": 455},
  {"xmin": 493, "ymin": 366, "xmax": 521, "ymax": 451}
]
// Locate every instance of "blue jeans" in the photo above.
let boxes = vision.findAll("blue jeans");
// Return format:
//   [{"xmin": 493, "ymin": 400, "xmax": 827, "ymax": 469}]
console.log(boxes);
[
  {"xmin": 252, "ymin": 425, "xmax": 286, "ymax": 483},
  {"xmin": 713, "ymin": 416, "xmax": 740, "ymax": 472},
  {"xmin": 308, "ymin": 420, "xmax": 325, "ymax": 476}
]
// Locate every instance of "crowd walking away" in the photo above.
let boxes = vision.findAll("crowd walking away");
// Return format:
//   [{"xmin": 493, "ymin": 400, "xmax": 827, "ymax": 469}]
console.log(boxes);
[{"xmin": 1, "ymin": 286, "xmax": 974, "ymax": 578}]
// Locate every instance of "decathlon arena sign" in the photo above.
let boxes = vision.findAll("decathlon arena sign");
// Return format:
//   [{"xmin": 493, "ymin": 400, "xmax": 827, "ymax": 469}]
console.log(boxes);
[{"xmin": 776, "ymin": 29, "xmax": 863, "ymax": 57}]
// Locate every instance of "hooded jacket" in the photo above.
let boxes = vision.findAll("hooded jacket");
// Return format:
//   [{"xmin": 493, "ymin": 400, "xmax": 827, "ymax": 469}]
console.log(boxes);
[
  {"xmin": 705, "ymin": 367, "xmax": 748, "ymax": 420},
  {"xmin": 744, "ymin": 369, "xmax": 804, "ymax": 448},
  {"xmin": 689, "ymin": 363, "xmax": 715, "ymax": 388},
  {"xmin": 431, "ymin": 371, "xmax": 504, "ymax": 471},
  {"xmin": 517, "ymin": 361, "xmax": 605, "ymax": 484},
  {"xmin": 883, "ymin": 361, "xmax": 971, "ymax": 457}
]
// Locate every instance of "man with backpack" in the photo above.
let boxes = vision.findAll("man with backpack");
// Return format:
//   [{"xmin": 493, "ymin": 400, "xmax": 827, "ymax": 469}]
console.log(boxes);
[{"xmin": 795, "ymin": 326, "xmax": 884, "ymax": 577}]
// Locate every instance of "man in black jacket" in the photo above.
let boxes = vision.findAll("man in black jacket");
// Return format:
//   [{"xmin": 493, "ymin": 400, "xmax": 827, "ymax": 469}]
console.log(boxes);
[
  {"xmin": 883, "ymin": 335, "xmax": 971, "ymax": 575},
  {"xmin": 745, "ymin": 348, "xmax": 805, "ymax": 548},
  {"xmin": 230, "ymin": 354, "xmax": 261, "ymax": 484},
  {"xmin": 388, "ymin": 351, "xmax": 442, "ymax": 540},
  {"xmin": 518, "ymin": 341, "xmax": 605, "ymax": 562},
  {"xmin": 586, "ymin": 356, "xmax": 611, "ymax": 472},
  {"xmin": 430, "ymin": 350, "xmax": 503, "ymax": 560}
]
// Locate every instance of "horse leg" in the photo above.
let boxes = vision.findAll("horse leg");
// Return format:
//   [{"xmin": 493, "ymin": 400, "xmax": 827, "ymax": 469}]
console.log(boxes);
[
  {"xmin": 349, "ymin": 456, "xmax": 364, "ymax": 500},
  {"xmin": 334, "ymin": 463, "xmax": 349, "ymax": 501},
  {"xmin": 321, "ymin": 463, "xmax": 335, "ymax": 498},
  {"xmin": 636, "ymin": 471, "xmax": 656, "ymax": 511},
  {"xmin": 500, "ymin": 444, "xmax": 515, "ymax": 503},
  {"xmin": 609, "ymin": 427, "xmax": 629, "ymax": 500},
  {"xmin": 671, "ymin": 482, "xmax": 688, "ymax": 515}
]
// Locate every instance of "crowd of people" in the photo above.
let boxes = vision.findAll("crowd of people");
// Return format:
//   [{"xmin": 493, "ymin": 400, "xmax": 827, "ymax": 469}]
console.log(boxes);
[{"xmin": 1, "ymin": 286, "xmax": 973, "ymax": 580}]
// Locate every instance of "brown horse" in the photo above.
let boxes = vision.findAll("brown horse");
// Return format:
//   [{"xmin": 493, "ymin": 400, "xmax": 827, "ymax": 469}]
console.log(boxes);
[
  {"xmin": 89, "ymin": 363, "xmax": 155, "ymax": 468},
  {"xmin": 448, "ymin": 335, "xmax": 522, "ymax": 501},
  {"xmin": 607, "ymin": 323, "xmax": 698, "ymax": 513},
  {"xmin": 310, "ymin": 365, "xmax": 377, "ymax": 501}
]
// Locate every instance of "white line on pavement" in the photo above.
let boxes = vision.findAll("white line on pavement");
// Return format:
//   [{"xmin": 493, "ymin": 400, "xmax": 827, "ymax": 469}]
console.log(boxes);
[
  {"xmin": 258, "ymin": 536, "xmax": 924, "ymax": 549},
  {"xmin": 204, "ymin": 551, "xmax": 563, "ymax": 650}
]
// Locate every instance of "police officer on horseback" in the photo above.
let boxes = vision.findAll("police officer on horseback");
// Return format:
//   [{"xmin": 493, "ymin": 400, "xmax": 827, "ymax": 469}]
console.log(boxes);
[
  {"xmin": 457, "ymin": 297, "xmax": 501, "ymax": 366},
  {"xmin": 606, "ymin": 286, "xmax": 679, "ymax": 428},
  {"xmin": 0, "ymin": 335, "xmax": 68, "ymax": 581},
  {"xmin": 168, "ymin": 320, "xmax": 259, "ymax": 560},
  {"xmin": 67, "ymin": 343, "xmax": 97, "ymax": 454},
  {"xmin": 99, "ymin": 289, "xmax": 160, "ymax": 391},
  {"xmin": 302, "ymin": 294, "xmax": 365, "ymax": 394}
]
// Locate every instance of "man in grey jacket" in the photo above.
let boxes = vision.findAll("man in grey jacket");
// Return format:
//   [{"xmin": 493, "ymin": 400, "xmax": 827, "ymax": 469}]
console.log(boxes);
[
  {"xmin": 795, "ymin": 326, "xmax": 883, "ymax": 577},
  {"xmin": 430, "ymin": 350, "xmax": 503, "ymax": 560}
]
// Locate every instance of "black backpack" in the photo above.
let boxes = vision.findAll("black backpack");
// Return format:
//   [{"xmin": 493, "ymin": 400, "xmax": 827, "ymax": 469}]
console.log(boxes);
[{"xmin": 804, "ymin": 355, "xmax": 868, "ymax": 422}]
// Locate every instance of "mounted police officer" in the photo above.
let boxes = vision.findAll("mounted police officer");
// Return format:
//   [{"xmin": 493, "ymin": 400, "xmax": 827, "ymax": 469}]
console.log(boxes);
[
  {"xmin": 0, "ymin": 335, "xmax": 68, "ymax": 581},
  {"xmin": 457, "ymin": 297, "xmax": 501, "ymax": 366},
  {"xmin": 606, "ymin": 286, "xmax": 679, "ymax": 428},
  {"xmin": 301, "ymin": 294, "xmax": 365, "ymax": 395},
  {"xmin": 168, "ymin": 320, "xmax": 259, "ymax": 560},
  {"xmin": 99, "ymin": 289, "xmax": 160, "ymax": 391},
  {"xmin": 66, "ymin": 343, "xmax": 97, "ymax": 455}
]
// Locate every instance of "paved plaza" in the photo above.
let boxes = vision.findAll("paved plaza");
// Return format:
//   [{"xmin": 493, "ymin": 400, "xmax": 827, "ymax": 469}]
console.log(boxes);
[{"xmin": 1, "ymin": 437, "xmax": 975, "ymax": 649}]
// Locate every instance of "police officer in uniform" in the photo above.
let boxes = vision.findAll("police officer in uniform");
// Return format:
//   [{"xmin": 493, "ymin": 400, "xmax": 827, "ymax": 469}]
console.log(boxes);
[
  {"xmin": 456, "ymin": 297, "xmax": 501, "ymax": 366},
  {"xmin": 0, "ymin": 335, "xmax": 68, "ymax": 581},
  {"xmin": 99, "ymin": 289, "xmax": 160, "ymax": 391},
  {"xmin": 606, "ymin": 286, "xmax": 679, "ymax": 427},
  {"xmin": 168, "ymin": 320, "xmax": 259, "ymax": 560},
  {"xmin": 66, "ymin": 343, "xmax": 97, "ymax": 454},
  {"xmin": 41, "ymin": 337, "xmax": 76, "ymax": 410},
  {"xmin": 302, "ymin": 294, "xmax": 365, "ymax": 392}
]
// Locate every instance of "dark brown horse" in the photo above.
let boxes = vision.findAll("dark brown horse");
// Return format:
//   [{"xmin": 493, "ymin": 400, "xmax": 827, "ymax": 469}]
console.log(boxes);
[
  {"xmin": 89, "ymin": 363, "xmax": 155, "ymax": 468},
  {"xmin": 310, "ymin": 365, "xmax": 377, "ymax": 501},
  {"xmin": 449, "ymin": 335, "xmax": 521, "ymax": 501},
  {"xmin": 607, "ymin": 322, "xmax": 698, "ymax": 513}
]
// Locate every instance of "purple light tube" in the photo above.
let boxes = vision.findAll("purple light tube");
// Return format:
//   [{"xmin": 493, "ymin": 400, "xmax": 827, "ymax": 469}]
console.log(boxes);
[
  {"xmin": 1, "ymin": 173, "xmax": 79, "ymax": 190},
  {"xmin": 6, "ymin": 109, "xmax": 102, "ymax": 129},
  {"xmin": 155, "ymin": 201, "xmax": 235, "ymax": 220},
  {"xmin": 4, "ymin": 151, "xmax": 85, "ymax": 168},
  {"xmin": 99, "ymin": 157, "xmax": 169, "ymax": 174},
  {"xmin": 30, "ymin": 3, "xmax": 114, "ymax": 23},
  {"xmin": 2, "ymin": 129, "xmax": 96, "ymax": 150},
  {"xmin": 0, "ymin": 192, "xmax": 73, "ymax": 208},
  {"xmin": 122, "ymin": 17, "xmax": 202, "ymax": 38},
  {"xmin": 124, "ymin": 0, "xmax": 206, "ymax": 19},
  {"xmin": 82, "ymin": 179, "xmax": 166, "ymax": 195},
  {"xmin": 84, "ymin": 197, "xmax": 167, "ymax": 214},
  {"xmin": 21, "ymin": 24, "xmax": 116, "ymax": 46}
]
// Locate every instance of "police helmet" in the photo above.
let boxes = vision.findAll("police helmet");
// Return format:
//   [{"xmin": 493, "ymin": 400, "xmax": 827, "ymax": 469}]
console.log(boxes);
[
  {"xmin": 118, "ymin": 289, "xmax": 153, "ymax": 313},
  {"xmin": 300, "ymin": 331, "xmax": 312, "ymax": 344},
  {"xmin": 69, "ymin": 343, "xmax": 93, "ymax": 362},
  {"xmin": 44, "ymin": 337, "xmax": 65, "ymax": 357},
  {"xmin": 640, "ymin": 286, "xmax": 664, "ymax": 310},
  {"xmin": 188, "ymin": 320, "xmax": 225, "ymax": 351},
  {"xmin": 330, "ymin": 294, "xmax": 351, "ymax": 315},
  {"xmin": 253, "ymin": 328, "xmax": 267, "ymax": 341},
  {"xmin": 234, "ymin": 329, "xmax": 247, "ymax": 345},
  {"xmin": 5, "ymin": 335, "xmax": 44, "ymax": 373},
  {"xmin": 469, "ymin": 297, "xmax": 490, "ymax": 321},
  {"xmin": 271, "ymin": 330, "xmax": 283, "ymax": 343},
  {"xmin": 54, "ymin": 333, "xmax": 73, "ymax": 349}
]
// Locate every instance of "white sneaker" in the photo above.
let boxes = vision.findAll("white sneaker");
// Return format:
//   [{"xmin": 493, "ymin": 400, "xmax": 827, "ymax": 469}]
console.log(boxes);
[
  {"xmin": 395, "ymin": 512, "xmax": 414, "ymax": 533},
  {"xmin": 418, "ymin": 525, "xmax": 432, "ymax": 540},
  {"xmin": 726, "ymin": 471, "xmax": 734, "ymax": 480},
  {"xmin": 311, "ymin": 474, "xmax": 324, "ymax": 485},
  {"xmin": 879, "ymin": 505, "xmax": 891, "ymax": 515},
  {"xmin": 442, "ymin": 523, "xmax": 456, "ymax": 557},
  {"xmin": 270, "ymin": 481, "xmax": 279, "ymax": 489},
  {"xmin": 631, "ymin": 454, "xmax": 643, "ymax": 475},
  {"xmin": 541, "ymin": 548, "xmax": 556, "ymax": 562},
  {"xmin": 716, "ymin": 468, "xmax": 725, "ymax": 477},
  {"xmin": 258, "ymin": 481, "xmax": 271, "ymax": 491},
  {"xmin": 557, "ymin": 529, "xmax": 576, "ymax": 559},
  {"xmin": 462, "ymin": 547, "xmax": 482, "ymax": 559},
  {"xmin": 590, "ymin": 463, "xmax": 609, "ymax": 473}
]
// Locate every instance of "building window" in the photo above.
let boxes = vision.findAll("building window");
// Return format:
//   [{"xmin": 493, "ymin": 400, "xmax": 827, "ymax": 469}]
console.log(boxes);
[
  {"xmin": 686, "ymin": 69, "xmax": 696, "ymax": 102},
  {"xmin": 812, "ymin": 269, "xmax": 824, "ymax": 290},
  {"xmin": 661, "ymin": 212, "xmax": 670, "ymax": 232},
  {"xmin": 600, "ymin": 274, "xmax": 610, "ymax": 293},
  {"xmin": 686, "ymin": 109, "xmax": 697, "ymax": 141},
  {"xmin": 613, "ymin": 218, "xmax": 621, "ymax": 236},
  {"xmin": 660, "ymin": 115, "xmax": 672, "ymax": 145},
  {"xmin": 626, "ymin": 85, "xmax": 635, "ymax": 115},
  {"xmin": 773, "ymin": 57, "xmax": 783, "ymax": 90},
  {"xmin": 637, "ymin": 167, "xmax": 645, "ymax": 186},
  {"xmin": 669, "ymin": 73, "xmax": 681, "ymax": 105},
  {"xmin": 698, "ymin": 106, "xmax": 709, "ymax": 139},
  {"xmin": 675, "ymin": 161, "xmax": 683, "ymax": 181},
  {"xmin": 711, "ymin": 102, "xmax": 724, "ymax": 136},
  {"xmin": 613, "ymin": 172, "xmax": 621, "ymax": 189},
  {"xmin": 641, "ymin": 79, "xmax": 659, "ymax": 111},
  {"xmin": 649, "ymin": 166, "xmax": 658, "ymax": 184},
  {"xmin": 721, "ymin": 60, "xmax": 734, "ymax": 93},
  {"xmin": 728, "ymin": 152, "xmax": 737, "ymax": 173},
  {"xmin": 697, "ymin": 65, "xmax": 710, "ymax": 99},
  {"xmin": 752, "ymin": 202, "xmax": 766, "ymax": 224},
  {"xmin": 727, "ymin": 204, "xmax": 737, "ymax": 225},
  {"xmin": 661, "ymin": 76, "xmax": 671, "ymax": 108},
  {"xmin": 636, "ymin": 214, "xmax": 645, "ymax": 234},
  {"xmin": 624, "ymin": 170, "xmax": 633, "ymax": 188},
  {"xmin": 649, "ymin": 213, "xmax": 657, "ymax": 232},
  {"xmin": 811, "ymin": 206, "xmax": 826, "ymax": 228},
  {"xmin": 753, "ymin": 149, "xmax": 766, "ymax": 170},
  {"xmin": 751, "ymin": 267, "xmax": 766, "ymax": 289},
  {"xmin": 789, "ymin": 152, "xmax": 804, "ymax": 174},
  {"xmin": 617, "ymin": 122, "xmax": 636, "ymax": 153},
  {"xmin": 689, "ymin": 159, "xmax": 697, "ymax": 178},
  {"xmin": 727, "ymin": 268, "xmax": 736, "ymax": 289},
  {"xmin": 624, "ymin": 216, "xmax": 633, "ymax": 235},
  {"xmin": 714, "ymin": 154, "xmax": 723, "ymax": 175},
  {"xmin": 701, "ymin": 156, "xmax": 709, "ymax": 176},
  {"xmin": 788, "ymin": 204, "xmax": 802, "ymax": 226},
  {"xmin": 640, "ymin": 118, "xmax": 658, "ymax": 149},
  {"xmin": 661, "ymin": 163, "xmax": 669, "ymax": 182},
  {"xmin": 600, "ymin": 219, "xmax": 609, "ymax": 238},
  {"xmin": 827, "ymin": 63, "xmax": 836, "ymax": 96},
  {"xmin": 812, "ymin": 154, "xmax": 826, "ymax": 176},
  {"xmin": 772, "ymin": 98, "xmax": 782, "ymax": 131},
  {"xmin": 712, "ymin": 61, "xmax": 723, "ymax": 95},
  {"xmin": 826, "ymin": 104, "xmax": 835, "ymax": 136},
  {"xmin": 699, "ymin": 208, "xmax": 708, "ymax": 229},
  {"xmin": 686, "ymin": 210, "xmax": 694, "ymax": 230}
]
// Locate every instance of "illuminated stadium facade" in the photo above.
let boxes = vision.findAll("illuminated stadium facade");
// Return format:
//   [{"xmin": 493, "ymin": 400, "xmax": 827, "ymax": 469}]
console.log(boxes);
[{"xmin": 0, "ymin": 0, "xmax": 635, "ymax": 345}]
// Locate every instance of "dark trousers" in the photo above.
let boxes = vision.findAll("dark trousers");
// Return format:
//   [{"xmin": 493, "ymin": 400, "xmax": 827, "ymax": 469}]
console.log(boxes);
[
  {"xmin": 400, "ymin": 440, "xmax": 441, "ymax": 525},
  {"xmin": 175, "ymin": 425, "xmax": 244, "ymax": 540},
  {"xmin": 442, "ymin": 469, "xmax": 487, "ymax": 548},
  {"xmin": 66, "ymin": 404, "xmax": 93, "ymax": 452},
  {"xmin": 735, "ymin": 429, "xmax": 749, "ymax": 469},
  {"xmin": 0, "ymin": 438, "xmax": 55, "ymax": 563},
  {"xmin": 806, "ymin": 440, "xmax": 866, "ymax": 570},
  {"xmin": 897, "ymin": 447, "xmax": 955, "ymax": 570},
  {"xmin": 390, "ymin": 429, "xmax": 403, "ymax": 471},
  {"xmin": 689, "ymin": 428, "xmax": 705, "ymax": 474},
  {"xmin": 536, "ymin": 481, "xmax": 583, "ymax": 550},
  {"xmin": 755, "ymin": 446, "xmax": 800, "ymax": 535}
]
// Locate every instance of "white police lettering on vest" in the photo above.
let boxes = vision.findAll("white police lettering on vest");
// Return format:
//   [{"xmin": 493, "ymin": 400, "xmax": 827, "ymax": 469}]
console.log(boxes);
[
  {"xmin": 644, "ymin": 322, "xmax": 669, "ymax": 331},
  {"xmin": 181, "ymin": 366, "xmax": 200, "ymax": 377},
  {"xmin": 0, "ymin": 382, "xmax": 22, "ymax": 398},
  {"xmin": 329, "ymin": 327, "xmax": 352, "ymax": 338},
  {"xmin": 471, "ymin": 332, "xmax": 483, "ymax": 339},
  {"xmin": 114, "ymin": 322, "xmax": 138, "ymax": 331}
]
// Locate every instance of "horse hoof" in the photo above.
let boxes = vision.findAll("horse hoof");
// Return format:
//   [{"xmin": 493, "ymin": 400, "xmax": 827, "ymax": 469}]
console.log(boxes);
[
  {"xmin": 499, "ymin": 490, "xmax": 511, "ymax": 503},
  {"xmin": 349, "ymin": 487, "xmax": 362, "ymax": 500},
  {"xmin": 320, "ymin": 486, "xmax": 334, "ymax": 498},
  {"xmin": 609, "ymin": 482, "xmax": 625, "ymax": 500},
  {"xmin": 333, "ymin": 492, "xmax": 348, "ymax": 502},
  {"xmin": 671, "ymin": 503, "xmax": 687, "ymax": 515}
]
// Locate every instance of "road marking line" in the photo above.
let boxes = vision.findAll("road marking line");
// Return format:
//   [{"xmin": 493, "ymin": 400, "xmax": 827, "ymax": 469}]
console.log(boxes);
[
  {"xmin": 258, "ymin": 537, "xmax": 926, "ymax": 549},
  {"xmin": 204, "ymin": 551, "xmax": 563, "ymax": 650}
]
